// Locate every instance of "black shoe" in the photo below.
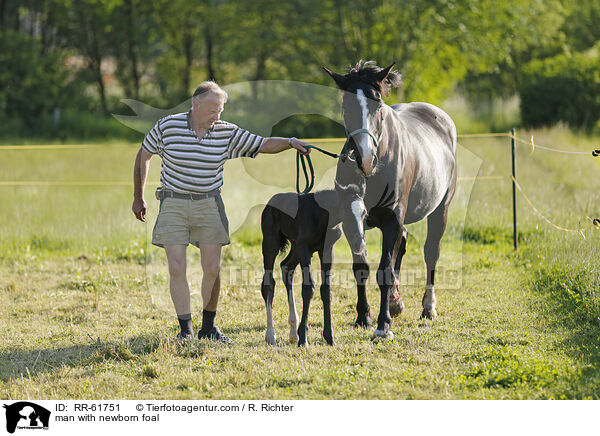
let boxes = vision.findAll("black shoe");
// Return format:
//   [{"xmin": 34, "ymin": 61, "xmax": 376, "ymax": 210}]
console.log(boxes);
[
  {"xmin": 175, "ymin": 331, "xmax": 195, "ymax": 344},
  {"xmin": 198, "ymin": 326, "xmax": 232, "ymax": 344}
]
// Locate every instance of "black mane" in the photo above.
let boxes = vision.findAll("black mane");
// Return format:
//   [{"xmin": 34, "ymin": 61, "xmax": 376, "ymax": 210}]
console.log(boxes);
[{"xmin": 345, "ymin": 60, "xmax": 402, "ymax": 97}]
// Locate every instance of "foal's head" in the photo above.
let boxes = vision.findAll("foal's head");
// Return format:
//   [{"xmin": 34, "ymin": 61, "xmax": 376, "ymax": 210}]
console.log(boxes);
[{"xmin": 324, "ymin": 60, "xmax": 402, "ymax": 177}]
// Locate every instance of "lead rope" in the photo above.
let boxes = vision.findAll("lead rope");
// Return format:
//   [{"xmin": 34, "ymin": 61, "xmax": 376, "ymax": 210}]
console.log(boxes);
[{"xmin": 296, "ymin": 144, "xmax": 348, "ymax": 194}]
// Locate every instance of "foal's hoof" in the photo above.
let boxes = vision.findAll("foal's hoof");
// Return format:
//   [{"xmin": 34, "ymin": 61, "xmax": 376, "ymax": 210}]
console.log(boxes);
[
  {"xmin": 265, "ymin": 329, "xmax": 277, "ymax": 346},
  {"xmin": 420, "ymin": 308, "xmax": 438, "ymax": 320},
  {"xmin": 323, "ymin": 331, "xmax": 334, "ymax": 346},
  {"xmin": 372, "ymin": 329, "xmax": 394, "ymax": 340},
  {"xmin": 388, "ymin": 290, "xmax": 404, "ymax": 318},
  {"xmin": 354, "ymin": 315, "xmax": 373, "ymax": 329},
  {"xmin": 298, "ymin": 340, "xmax": 309, "ymax": 349}
]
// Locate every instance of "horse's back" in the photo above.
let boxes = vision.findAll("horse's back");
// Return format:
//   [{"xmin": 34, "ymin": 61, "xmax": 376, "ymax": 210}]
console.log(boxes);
[
  {"xmin": 391, "ymin": 102, "xmax": 457, "ymax": 153},
  {"xmin": 389, "ymin": 102, "xmax": 457, "ymax": 223}
]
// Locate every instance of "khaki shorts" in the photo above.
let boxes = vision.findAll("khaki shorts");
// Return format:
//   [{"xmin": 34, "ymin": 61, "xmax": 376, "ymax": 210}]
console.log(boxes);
[{"xmin": 152, "ymin": 195, "xmax": 230, "ymax": 247}]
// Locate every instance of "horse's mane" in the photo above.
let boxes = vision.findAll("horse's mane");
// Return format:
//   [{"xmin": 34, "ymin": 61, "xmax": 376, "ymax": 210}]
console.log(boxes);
[{"xmin": 346, "ymin": 60, "xmax": 402, "ymax": 97}]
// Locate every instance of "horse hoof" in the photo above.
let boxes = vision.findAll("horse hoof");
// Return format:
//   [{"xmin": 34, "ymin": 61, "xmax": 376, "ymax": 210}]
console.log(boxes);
[
  {"xmin": 388, "ymin": 291, "xmax": 404, "ymax": 318},
  {"xmin": 372, "ymin": 329, "xmax": 394, "ymax": 340},
  {"xmin": 420, "ymin": 308, "xmax": 438, "ymax": 320},
  {"xmin": 289, "ymin": 335, "xmax": 299, "ymax": 344},
  {"xmin": 354, "ymin": 316, "xmax": 373, "ymax": 329},
  {"xmin": 323, "ymin": 331, "xmax": 334, "ymax": 346},
  {"xmin": 265, "ymin": 330, "xmax": 277, "ymax": 346}
]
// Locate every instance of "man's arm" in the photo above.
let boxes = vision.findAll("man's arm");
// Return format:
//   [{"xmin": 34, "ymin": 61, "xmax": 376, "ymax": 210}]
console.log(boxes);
[
  {"xmin": 132, "ymin": 147, "xmax": 153, "ymax": 222},
  {"xmin": 258, "ymin": 137, "xmax": 311, "ymax": 154}
]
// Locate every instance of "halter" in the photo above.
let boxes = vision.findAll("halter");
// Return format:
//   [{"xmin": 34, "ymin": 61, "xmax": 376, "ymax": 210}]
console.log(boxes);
[
  {"xmin": 344, "ymin": 109, "xmax": 384, "ymax": 150},
  {"xmin": 346, "ymin": 127, "xmax": 382, "ymax": 149}
]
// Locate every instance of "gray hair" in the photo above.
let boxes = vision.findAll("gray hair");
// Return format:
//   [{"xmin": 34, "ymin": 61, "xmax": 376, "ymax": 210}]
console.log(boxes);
[{"xmin": 192, "ymin": 81, "xmax": 228, "ymax": 104}]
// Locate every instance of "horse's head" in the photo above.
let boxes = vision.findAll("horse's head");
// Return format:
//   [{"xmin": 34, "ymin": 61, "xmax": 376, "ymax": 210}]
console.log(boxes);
[{"xmin": 324, "ymin": 60, "xmax": 402, "ymax": 177}]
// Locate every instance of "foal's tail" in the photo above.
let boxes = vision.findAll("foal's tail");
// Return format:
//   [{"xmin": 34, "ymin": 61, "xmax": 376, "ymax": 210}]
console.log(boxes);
[{"xmin": 261, "ymin": 205, "xmax": 290, "ymax": 255}]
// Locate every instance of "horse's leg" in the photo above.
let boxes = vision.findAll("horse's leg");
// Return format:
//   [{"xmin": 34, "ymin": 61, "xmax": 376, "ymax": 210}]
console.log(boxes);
[
  {"xmin": 337, "ymin": 194, "xmax": 371, "ymax": 327},
  {"xmin": 280, "ymin": 247, "xmax": 300, "ymax": 344},
  {"xmin": 373, "ymin": 216, "xmax": 402, "ymax": 339},
  {"xmin": 352, "ymin": 253, "xmax": 371, "ymax": 327},
  {"xmin": 389, "ymin": 225, "xmax": 407, "ymax": 318},
  {"xmin": 422, "ymin": 199, "xmax": 450, "ymax": 319},
  {"xmin": 297, "ymin": 246, "xmax": 314, "ymax": 347},
  {"xmin": 319, "ymin": 244, "xmax": 335, "ymax": 346},
  {"xmin": 261, "ymin": 229, "xmax": 279, "ymax": 346}
]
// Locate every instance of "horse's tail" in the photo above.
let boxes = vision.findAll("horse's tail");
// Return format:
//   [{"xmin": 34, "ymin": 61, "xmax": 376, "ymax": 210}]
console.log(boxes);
[
  {"xmin": 261, "ymin": 205, "xmax": 290, "ymax": 255},
  {"xmin": 278, "ymin": 232, "xmax": 290, "ymax": 254}
]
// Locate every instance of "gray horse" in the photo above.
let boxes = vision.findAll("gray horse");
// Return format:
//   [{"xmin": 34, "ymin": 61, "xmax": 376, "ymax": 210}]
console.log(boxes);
[{"xmin": 324, "ymin": 61, "xmax": 457, "ymax": 339}]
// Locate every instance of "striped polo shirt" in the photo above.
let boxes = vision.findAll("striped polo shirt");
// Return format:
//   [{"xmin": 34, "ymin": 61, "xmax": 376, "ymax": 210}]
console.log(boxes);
[{"xmin": 141, "ymin": 111, "xmax": 265, "ymax": 193}]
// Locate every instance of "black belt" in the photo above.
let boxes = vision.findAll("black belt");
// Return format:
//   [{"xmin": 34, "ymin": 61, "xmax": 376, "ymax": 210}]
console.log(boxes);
[{"xmin": 156, "ymin": 189, "xmax": 219, "ymax": 200}]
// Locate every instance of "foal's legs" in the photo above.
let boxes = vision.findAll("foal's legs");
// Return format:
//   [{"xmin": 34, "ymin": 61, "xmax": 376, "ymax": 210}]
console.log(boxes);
[
  {"xmin": 297, "ymin": 246, "xmax": 314, "ymax": 347},
  {"xmin": 261, "ymin": 237, "xmax": 279, "ymax": 346},
  {"xmin": 319, "ymin": 245, "xmax": 335, "ymax": 346},
  {"xmin": 373, "ymin": 216, "xmax": 402, "ymax": 339},
  {"xmin": 422, "ymin": 199, "xmax": 450, "ymax": 319},
  {"xmin": 280, "ymin": 247, "xmax": 300, "ymax": 343}
]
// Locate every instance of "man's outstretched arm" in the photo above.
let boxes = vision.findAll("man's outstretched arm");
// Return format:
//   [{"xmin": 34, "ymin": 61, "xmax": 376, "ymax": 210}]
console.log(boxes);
[
  {"xmin": 258, "ymin": 137, "xmax": 311, "ymax": 154},
  {"xmin": 132, "ymin": 147, "xmax": 153, "ymax": 222}
]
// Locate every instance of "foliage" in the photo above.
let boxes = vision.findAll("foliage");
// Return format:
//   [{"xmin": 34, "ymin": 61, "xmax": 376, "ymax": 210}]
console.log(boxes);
[
  {"xmin": 1, "ymin": 0, "xmax": 599, "ymax": 140},
  {"xmin": 0, "ymin": 30, "xmax": 69, "ymax": 130},
  {"xmin": 519, "ymin": 47, "xmax": 600, "ymax": 129}
]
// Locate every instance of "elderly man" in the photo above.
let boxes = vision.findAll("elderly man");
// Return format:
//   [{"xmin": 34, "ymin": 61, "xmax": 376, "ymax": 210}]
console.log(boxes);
[{"xmin": 132, "ymin": 81, "xmax": 311, "ymax": 343}]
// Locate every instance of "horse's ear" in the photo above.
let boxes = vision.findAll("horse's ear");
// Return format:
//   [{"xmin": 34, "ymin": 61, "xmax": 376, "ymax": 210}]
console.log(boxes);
[
  {"xmin": 323, "ymin": 66, "xmax": 349, "ymax": 90},
  {"xmin": 377, "ymin": 62, "xmax": 396, "ymax": 82},
  {"xmin": 378, "ymin": 62, "xmax": 402, "ymax": 92}
]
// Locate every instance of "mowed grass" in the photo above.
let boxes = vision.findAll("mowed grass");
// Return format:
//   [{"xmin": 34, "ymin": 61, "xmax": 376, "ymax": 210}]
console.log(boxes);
[{"xmin": 1, "ymin": 128, "xmax": 600, "ymax": 399}]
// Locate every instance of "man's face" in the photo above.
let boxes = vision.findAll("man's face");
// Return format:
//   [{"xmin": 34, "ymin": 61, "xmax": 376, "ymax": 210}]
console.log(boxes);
[{"xmin": 193, "ymin": 92, "xmax": 225, "ymax": 129}]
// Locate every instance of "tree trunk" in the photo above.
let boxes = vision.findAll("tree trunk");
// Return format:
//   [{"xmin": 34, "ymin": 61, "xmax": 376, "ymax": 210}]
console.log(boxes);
[
  {"xmin": 124, "ymin": 0, "xmax": 140, "ymax": 100},
  {"xmin": 0, "ymin": 0, "xmax": 5, "ymax": 28},
  {"xmin": 205, "ymin": 24, "xmax": 216, "ymax": 82},
  {"xmin": 182, "ymin": 29, "xmax": 193, "ymax": 94},
  {"xmin": 334, "ymin": 0, "xmax": 353, "ymax": 63},
  {"xmin": 74, "ymin": 0, "xmax": 108, "ymax": 114},
  {"xmin": 90, "ymin": 51, "xmax": 108, "ymax": 115},
  {"xmin": 251, "ymin": 50, "xmax": 266, "ymax": 102}
]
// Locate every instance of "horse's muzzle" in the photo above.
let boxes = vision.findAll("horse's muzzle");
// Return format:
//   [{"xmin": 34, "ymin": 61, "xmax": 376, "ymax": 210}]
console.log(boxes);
[{"xmin": 360, "ymin": 154, "xmax": 376, "ymax": 177}]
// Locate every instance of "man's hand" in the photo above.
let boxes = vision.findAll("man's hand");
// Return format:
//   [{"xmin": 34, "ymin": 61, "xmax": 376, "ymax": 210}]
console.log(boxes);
[
  {"xmin": 289, "ymin": 137, "xmax": 311, "ymax": 155},
  {"xmin": 132, "ymin": 198, "xmax": 147, "ymax": 222}
]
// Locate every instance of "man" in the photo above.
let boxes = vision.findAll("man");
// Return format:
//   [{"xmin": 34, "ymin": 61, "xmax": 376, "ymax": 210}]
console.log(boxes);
[{"xmin": 132, "ymin": 81, "xmax": 311, "ymax": 343}]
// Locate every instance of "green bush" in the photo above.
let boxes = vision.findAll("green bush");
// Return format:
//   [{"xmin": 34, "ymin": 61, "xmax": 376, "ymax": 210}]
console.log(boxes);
[
  {"xmin": 519, "ymin": 48, "xmax": 600, "ymax": 129},
  {"xmin": 0, "ymin": 30, "xmax": 67, "ymax": 127},
  {"xmin": 271, "ymin": 114, "xmax": 346, "ymax": 139}
]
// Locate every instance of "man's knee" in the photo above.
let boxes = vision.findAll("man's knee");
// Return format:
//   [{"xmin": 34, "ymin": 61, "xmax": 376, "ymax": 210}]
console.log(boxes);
[
  {"xmin": 202, "ymin": 260, "xmax": 221, "ymax": 278},
  {"xmin": 168, "ymin": 258, "xmax": 187, "ymax": 278}
]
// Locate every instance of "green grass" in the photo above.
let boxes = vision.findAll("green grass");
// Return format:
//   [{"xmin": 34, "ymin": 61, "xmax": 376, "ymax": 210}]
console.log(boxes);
[{"xmin": 1, "ymin": 128, "xmax": 600, "ymax": 399}]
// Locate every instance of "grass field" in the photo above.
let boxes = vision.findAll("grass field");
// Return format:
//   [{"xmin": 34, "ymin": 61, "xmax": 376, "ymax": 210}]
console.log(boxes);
[{"xmin": 1, "ymin": 127, "xmax": 600, "ymax": 399}]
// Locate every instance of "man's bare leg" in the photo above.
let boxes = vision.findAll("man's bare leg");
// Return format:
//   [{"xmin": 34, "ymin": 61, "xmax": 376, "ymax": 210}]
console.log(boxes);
[
  {"xmin": 197, "ymin": 243, "xmax": 231, "ymax": 343},
  {"xmin": 164, "ymin": 245, "xmax": 193, "ymax": 339}
]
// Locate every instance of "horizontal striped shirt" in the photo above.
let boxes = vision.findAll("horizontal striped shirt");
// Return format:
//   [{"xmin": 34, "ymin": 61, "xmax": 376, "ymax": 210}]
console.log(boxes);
[{"xmin": 142, "ymin": 111, "xmax": 264, "ymax": 193}]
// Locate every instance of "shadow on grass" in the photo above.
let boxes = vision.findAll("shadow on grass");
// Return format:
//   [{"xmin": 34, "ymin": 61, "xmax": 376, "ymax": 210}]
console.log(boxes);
[
  {"xmin": 225, "ymin": 325, "xmax": 265, "ymax": 335},
  {"xmin": 0, "ymin": 334, "xmax": 164, "ymax": 382}
]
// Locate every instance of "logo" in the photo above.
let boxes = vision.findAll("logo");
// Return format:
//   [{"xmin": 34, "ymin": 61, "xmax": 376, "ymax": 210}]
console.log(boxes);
[{"xmin": 3, "ymin": 402, "xmax": 50, "ymax": 434}]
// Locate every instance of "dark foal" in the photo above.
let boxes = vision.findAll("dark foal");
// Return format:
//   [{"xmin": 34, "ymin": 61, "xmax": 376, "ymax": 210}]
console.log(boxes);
[{"xmin": 260, "ymin": 189, "xmax": 342, "ymax": 347}]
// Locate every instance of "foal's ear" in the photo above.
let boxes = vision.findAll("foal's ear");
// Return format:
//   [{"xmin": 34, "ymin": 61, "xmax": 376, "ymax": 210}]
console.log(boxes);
[{"xmin": 323, "ymin": 66, "xmax": 349, "ymax": 90}]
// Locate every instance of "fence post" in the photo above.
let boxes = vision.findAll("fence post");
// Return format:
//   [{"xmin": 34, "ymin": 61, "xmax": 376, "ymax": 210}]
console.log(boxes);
[{"xmin": 511, "ymin": 127, "xmax": 518, "ymax": 250}]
